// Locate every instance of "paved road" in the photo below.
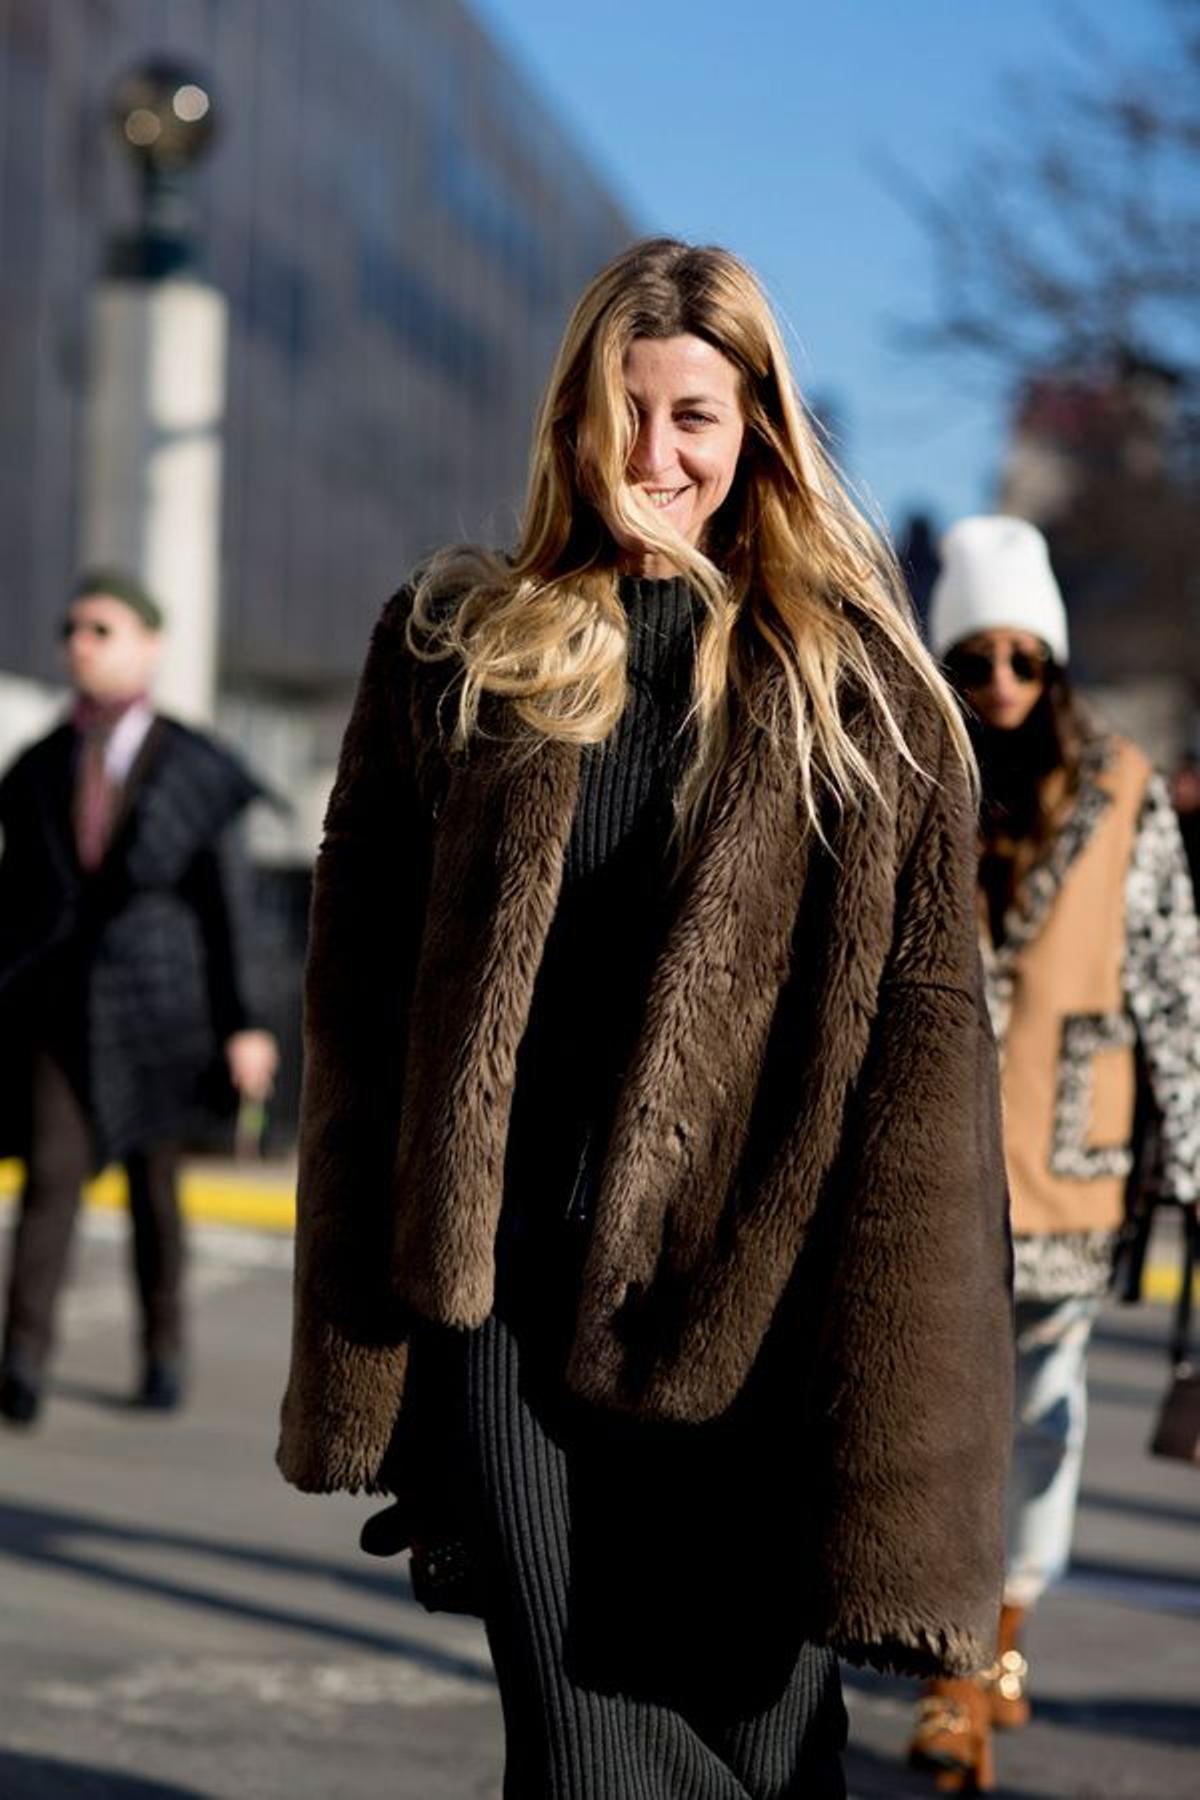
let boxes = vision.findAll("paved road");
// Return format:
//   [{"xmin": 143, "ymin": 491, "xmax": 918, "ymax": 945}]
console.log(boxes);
[{"xmin": 0, "ymin": 1203, "xmax": 1196, "ymax": 1798}]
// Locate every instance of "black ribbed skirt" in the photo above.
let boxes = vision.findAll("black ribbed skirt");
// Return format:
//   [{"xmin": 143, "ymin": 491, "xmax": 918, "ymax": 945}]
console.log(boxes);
[{"xmin": 413, "ymin": 1273, "xmax": 847, "ymax": 1800}]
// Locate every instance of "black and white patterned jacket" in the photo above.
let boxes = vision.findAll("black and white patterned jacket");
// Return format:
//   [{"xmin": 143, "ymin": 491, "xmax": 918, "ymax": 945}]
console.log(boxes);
[{"xmin": 989, "ymin": 739, "xmax": 1200, "ymax": 1300}]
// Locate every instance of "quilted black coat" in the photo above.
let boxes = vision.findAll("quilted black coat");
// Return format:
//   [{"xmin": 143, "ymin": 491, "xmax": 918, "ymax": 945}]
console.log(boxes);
[{"xmin": 0, "ymin": 717, "xmax": 263, "ymax": 1167}]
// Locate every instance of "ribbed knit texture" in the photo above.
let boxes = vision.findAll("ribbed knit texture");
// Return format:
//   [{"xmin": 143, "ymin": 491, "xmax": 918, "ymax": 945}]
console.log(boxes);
[
  {"xmin": 565, "ymin": 573, "xmax": 697, "ymax": 883},
  {"xmin": 500, "ymin": 575, "xmax": 698, "ymax": 1254},
  {"xmin": 416, "ymin": 578, "xmax": 847, "ymax": 1797},
  {"xmin": 464, "ymin": 1313, "xmax": 846, "ymax": 1800}
]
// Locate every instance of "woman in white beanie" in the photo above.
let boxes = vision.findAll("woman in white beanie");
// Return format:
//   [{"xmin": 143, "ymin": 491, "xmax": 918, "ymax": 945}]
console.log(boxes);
[{"xmin": 907, "ymin": 514, "xmax": 1200, "ymax": 1792}]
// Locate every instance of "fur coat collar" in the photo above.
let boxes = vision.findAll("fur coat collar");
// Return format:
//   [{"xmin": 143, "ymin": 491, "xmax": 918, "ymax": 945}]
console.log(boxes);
[{"xmin": 278, "ymin": 594, "xmax": 1013, "ymax": 1678}]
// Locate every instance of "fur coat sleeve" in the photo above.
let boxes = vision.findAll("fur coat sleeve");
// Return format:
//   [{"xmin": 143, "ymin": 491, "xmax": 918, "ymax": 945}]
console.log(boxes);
[
  {"xmin": 277, "ymin": 594, "xmax": 429, "ymax": 1492},
  {"xmin": 806, "ymin": 720, "xmax": 1013, "ymax": 1675}
]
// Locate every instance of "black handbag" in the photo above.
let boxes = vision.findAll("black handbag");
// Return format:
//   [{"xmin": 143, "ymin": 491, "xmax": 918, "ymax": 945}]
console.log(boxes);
[{"xmin": 1149, "ymin": 1208, "xmax": 1200, "ymax": 1465}]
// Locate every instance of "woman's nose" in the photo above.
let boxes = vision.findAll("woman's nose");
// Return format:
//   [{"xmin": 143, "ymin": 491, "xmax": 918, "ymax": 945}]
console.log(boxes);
[{"xmin": 630, "ymin": 414, "xmax": 674, "ymax": 480}]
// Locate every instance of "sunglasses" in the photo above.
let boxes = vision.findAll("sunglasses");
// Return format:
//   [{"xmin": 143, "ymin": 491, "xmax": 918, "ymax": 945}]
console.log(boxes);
[
  {"xmin": 945, "ymin": 645, "xmax": 1050, "ymax": 690},
  {"xmin": 60, "ymin": 619, "xmax": 114, "ymax": 641}
]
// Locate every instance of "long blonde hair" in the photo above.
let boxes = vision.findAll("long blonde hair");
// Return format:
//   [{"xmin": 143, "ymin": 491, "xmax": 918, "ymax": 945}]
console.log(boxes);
[{"xmin": 412, "ymin": 236, "xmax": 972, "ymax": 839}]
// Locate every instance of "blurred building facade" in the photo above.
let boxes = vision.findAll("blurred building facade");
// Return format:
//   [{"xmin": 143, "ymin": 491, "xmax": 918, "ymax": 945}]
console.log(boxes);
[
  {"xmin": 0, "ymin": 0, "xmax": 632, "ymax": 810},
  {"xmin": 0, "ymin": 0, "xmax": 633, "ymax": 1137},
  {"xmin": 997, "ymin": 354, "xmax": 1199, "ymax": 767},
  {"xmin": 998, "ymin": 359, "xmax": 1197, "ymax": 677}
]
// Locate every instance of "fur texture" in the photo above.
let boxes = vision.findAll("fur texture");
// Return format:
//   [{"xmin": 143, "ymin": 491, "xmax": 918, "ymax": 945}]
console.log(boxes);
[{"xmin": 278, "ymin": 592, "xmax": 1013, "ymax": 1675}]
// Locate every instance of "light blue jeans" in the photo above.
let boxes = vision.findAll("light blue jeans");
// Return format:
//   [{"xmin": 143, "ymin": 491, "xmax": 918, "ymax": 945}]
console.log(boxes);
[{"xmin": 1005, "ymin": 1294, "xmax": 1102, "ymax": 1609}]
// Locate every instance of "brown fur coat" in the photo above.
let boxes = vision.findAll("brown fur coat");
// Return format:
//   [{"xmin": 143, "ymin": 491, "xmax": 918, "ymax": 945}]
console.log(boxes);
[{"xmin": 278, "ymin": 592, "xmax": 1012, "ymax": 1677}]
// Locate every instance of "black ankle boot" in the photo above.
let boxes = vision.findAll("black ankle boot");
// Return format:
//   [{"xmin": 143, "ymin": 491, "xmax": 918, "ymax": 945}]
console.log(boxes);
[
  {"xmin": 135, "ymin": 1358, "xmax": 185, "ymax": 1412},
  {"xmin": 0, "ymin": 1368, "xmax": 42, "ymax": 1427}
]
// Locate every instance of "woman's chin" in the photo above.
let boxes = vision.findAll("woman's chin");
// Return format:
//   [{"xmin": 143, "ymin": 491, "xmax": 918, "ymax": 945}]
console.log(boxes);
[{"xmin": 978, "ymin": 704, "xmax": 1034, "ymax": 732}]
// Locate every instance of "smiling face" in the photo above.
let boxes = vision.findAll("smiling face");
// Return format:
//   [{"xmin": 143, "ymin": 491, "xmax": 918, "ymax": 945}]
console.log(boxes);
[
  {"xmin": 947, "ymin": 627, "xmax": 1050, "ymax": 731},
  {"xmin": 61, "ymin": 593, "xmax": 161, "ymax": 703},
  {"xmin": 610, "ymin": 334, "xmax": 745, "ymax": 576}
]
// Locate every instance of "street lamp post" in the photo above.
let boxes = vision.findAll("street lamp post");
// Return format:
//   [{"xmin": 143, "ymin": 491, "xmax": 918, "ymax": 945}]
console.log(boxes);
[{"xmin": 78, "ymin": 60, "xmax": 227, "ymax": 724}]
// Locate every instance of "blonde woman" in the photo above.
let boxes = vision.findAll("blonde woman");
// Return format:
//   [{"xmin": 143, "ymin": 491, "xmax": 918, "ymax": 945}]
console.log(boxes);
[{"xmin": 277, "ymin": 239, "xmax": 1012, "ymax": 1798}]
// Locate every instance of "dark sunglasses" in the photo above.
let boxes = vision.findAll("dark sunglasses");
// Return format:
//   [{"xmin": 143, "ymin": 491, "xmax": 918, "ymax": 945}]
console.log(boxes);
[
  {"xmin": 945, "ymin": 644, "xmax": 1050, "ymax": 690},
  {"xmin": 60, "ymin": 618, "xmax": 113, "ymax": 641}
]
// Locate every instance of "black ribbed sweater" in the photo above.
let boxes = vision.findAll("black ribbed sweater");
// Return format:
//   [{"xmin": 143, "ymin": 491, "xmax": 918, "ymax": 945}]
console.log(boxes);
[
  {"xmin": 565, "ymin": 573, "xmax": 697, "ymax": 880},
  {"xmin": 501, "ymin": 575, "xmax": 697, "ymax": 1243}
]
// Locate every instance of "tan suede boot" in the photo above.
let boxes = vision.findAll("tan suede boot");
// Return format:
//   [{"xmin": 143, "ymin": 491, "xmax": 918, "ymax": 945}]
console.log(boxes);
[
  {"xmin": 907, "ymin": 1675, "xmax": 996, "ymax": 1793},
  {"xmin": 985, "ymin": 1603, "xmax": 1031, "ymax": 1730}
]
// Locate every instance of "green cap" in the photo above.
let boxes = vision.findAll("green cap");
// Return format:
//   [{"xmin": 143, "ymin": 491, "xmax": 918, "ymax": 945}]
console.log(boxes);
[{"xmin": 72, "ymin": 568, "xmax": 165, "ymax": 631}]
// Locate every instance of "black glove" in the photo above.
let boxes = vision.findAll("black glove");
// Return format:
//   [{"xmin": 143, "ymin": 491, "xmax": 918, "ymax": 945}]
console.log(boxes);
[
  {"xmin": 360, "ymin": 1498, "xmax": 487, "ymax": 1616},
  {"xmin": 359, "ymin": 1499, "xmax": 417, "ymax": 1558}
]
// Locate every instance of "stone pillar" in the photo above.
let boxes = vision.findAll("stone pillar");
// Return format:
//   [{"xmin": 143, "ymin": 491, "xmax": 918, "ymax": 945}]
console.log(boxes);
[{"xmin": 78, "ymin": 275, "xmax": 228, "ymax": 724}]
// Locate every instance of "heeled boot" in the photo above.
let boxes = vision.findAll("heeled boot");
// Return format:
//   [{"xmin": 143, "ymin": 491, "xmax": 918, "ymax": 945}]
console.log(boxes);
[
  {"xmin": 907, "ymin": 1674, "xmax": 995, "ymax": 1793},
  {"xmin": 985, "ymin": 1602, "xmax": 1031, "ymax": 1730}
]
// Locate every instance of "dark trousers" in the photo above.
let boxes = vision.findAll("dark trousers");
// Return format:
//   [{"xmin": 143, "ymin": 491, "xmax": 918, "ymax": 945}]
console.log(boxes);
[{"xmin": 2, "ymin": 1049, "xmax": 184, "ymax": 1381}]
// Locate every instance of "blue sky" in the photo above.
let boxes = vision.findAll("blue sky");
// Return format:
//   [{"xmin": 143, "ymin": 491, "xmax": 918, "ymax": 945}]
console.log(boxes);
[{"xmin": 473, "ymin": 0, "xmax": 1168, "ymax": 541}]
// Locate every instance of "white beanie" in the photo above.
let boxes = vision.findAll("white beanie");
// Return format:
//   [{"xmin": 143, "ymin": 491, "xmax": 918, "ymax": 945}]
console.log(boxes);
[{"xmin": 927, "ymin": 515, "xmax": 1069, "ymax": 665}]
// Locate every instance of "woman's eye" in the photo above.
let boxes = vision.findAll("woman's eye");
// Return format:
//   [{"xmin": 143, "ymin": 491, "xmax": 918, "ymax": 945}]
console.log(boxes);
[{"xmin": 677, "ymin": 411, "xmax": 715, "ymax": 428}]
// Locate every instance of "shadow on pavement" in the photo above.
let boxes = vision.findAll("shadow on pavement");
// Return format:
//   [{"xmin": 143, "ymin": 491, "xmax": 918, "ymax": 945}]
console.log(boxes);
[
  {"xmin": 844, "ymin": 1740, "xmax": 941, "ymax": 1799},
  {"xmin": 1090, "ymin": 1316, "xmax": 1173, "ymax": 1359},
  {"xmin": 842, "ymin": 1666, "xmax": 1198, "ymax": 1789},
  {"xmin": 0, "ymin": 1749, "xmax": 209, "ymax": 1797},
  {"xmin": 1067, "ymin": 1551, "xmax": 1200, "ymax": 1604},
  {"xmin": 0, "ymin": 1497, "xmax": 494, "ymax": 1688},
  {"xmin": 1085, "ymin": 1376, "xmax": 1161, "ymax": 1410},
  {"xmin": 843, "ymin": 1736, "xmax": 1056, "ymax": 1800},
  {"xmin": 1079, "ymin": 1485, "xmax": 1200, "ymax": 1532},
  {"xmin": 1026, "ymin": 1694, "xmax": 1200, "ymax": 1747},
  {"xmin": 50, "ymin": 1377, "xmax": 141, "ymax": 1412}
]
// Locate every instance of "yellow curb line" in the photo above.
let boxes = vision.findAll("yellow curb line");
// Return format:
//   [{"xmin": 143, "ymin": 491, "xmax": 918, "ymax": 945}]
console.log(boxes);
[
  {"xmin": 0, "ymin": 1158, "xmax": 295, "ymax": 1234},
  {"xmin": 1142, "ymin": 1263, "xmax": 1198, "ymax": 1307}
]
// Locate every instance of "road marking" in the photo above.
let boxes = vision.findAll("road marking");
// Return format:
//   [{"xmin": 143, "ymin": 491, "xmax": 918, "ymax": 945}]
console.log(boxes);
[
  {"xmin": 0, "ymin": 1202, "xmax": 291, "ymax": 1337},
  {"xmin": 29, "ymin": 1653, "xmax": 495, "ymax": 1719},
  {"xmin": 0, "ymin": 1196, "xmax": 293, "ymax": 1269},
  {"xmin": 60, "ymin": 1258, "xmax": 249, "ymax": 1334}
]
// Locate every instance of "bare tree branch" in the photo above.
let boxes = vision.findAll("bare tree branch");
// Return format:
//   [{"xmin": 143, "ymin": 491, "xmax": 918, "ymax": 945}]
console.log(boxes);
[
  {"xmin": 885, "ymin": 0, "xmax": 1200, "ymax": 684},
  {"xmin": 889, "ymin": 0, "xmax": 1200, "ymax": 385}
]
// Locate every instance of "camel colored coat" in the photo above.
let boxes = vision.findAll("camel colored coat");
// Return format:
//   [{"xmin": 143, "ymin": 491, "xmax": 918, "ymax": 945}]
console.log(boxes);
[
  {"xmin": 991, "ymin": 738, "xmax": 1152, "ymax": 1236},
  {"xmin": 277, "ymin": 594, "xmax": 1013, "ymax": 1678}
]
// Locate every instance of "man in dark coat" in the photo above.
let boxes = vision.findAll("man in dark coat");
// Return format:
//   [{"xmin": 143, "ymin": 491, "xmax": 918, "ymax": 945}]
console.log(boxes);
[{"xmin": 0, "ymin": 570, "xmax": 277, "ymax": 1426}]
